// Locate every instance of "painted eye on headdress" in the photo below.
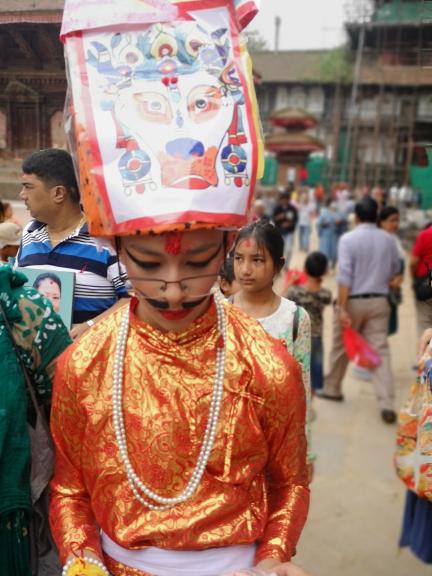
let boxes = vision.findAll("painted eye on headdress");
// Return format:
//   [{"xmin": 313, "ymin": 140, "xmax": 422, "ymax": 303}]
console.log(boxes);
[
  {"xmin": 195, "ymin": 98, "xmax": 208, "ymax": 110},
  {"xmin": 134, "ymin": 92, "xmax": 173, "ymax": 124},
  {"xmin": 149, "ymin": 100, "xmax": 163, "ymax": 112},
  {"xmin": 188, "ymin": 86, "xmax": 222, "ymax": 123}
]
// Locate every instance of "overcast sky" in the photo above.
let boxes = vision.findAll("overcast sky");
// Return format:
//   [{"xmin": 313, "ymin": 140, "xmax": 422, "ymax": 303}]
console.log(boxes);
[{"xmin": 249, "ymin": 0, "xmax": 348, "ymax": 51}]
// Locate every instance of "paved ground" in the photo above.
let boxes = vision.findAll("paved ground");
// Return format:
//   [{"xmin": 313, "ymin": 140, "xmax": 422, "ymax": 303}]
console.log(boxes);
[
  {"xmin": 8, "ymin": 201, "xmax": 429, "ymax": 575},
  {"xmin": 288, "ymin": 238, "xmax": 430, "ymax": 576}
]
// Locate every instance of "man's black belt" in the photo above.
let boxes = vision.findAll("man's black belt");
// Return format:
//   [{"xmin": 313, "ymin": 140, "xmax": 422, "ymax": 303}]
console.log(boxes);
[{"xmin": 349, "ymin": 293, "xmax": 387, "ymax": 299}]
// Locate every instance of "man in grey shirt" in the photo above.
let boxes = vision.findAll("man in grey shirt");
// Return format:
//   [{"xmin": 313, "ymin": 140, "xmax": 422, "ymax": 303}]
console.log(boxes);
[{"xmin": 317, "ymin": 197, "xmax": 401, "ymax": 423}]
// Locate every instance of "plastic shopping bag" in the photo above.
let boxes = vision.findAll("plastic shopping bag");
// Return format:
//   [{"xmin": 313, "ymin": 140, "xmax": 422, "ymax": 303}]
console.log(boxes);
[
  {"xmin": 283, "ymin": 268, "xmax": 307, "ymax": 291},
  {"xmin": 342, "ymin": 326, "xmax": 381, "ymax": 369}
]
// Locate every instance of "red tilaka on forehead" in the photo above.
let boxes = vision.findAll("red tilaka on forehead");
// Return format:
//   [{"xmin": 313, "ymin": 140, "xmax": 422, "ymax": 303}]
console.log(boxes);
[
  {"xmin": 242, "ymin": 238, "xmax": 254, "ymax": 249},
  {"xmin": 164, "ymin": 232, "xmax": 182, "ymax": 255}
]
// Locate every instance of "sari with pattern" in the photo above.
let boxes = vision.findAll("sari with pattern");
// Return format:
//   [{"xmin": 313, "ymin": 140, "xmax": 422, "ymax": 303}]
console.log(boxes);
[{"xmin": 0, "ymin": 265, "xmax": 71, "ymax": 575}]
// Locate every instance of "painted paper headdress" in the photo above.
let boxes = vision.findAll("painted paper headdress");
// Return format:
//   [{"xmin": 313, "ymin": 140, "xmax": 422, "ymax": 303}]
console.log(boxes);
[{"xmin": 61, "ymin": 0, "xmax": 263, "ymax": 236}]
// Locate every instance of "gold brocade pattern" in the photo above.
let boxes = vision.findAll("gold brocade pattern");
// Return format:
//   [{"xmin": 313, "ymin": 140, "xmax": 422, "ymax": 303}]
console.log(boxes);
[
  {"xmin": 104, "ymin": 556, "xmax": 152, "ymax": 576},
  {"xmin": 50, "ymin": 299, "xmax": 309, "ymax": 568}
]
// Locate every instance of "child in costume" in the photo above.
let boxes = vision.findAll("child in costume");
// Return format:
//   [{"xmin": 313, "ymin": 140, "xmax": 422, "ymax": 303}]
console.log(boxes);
[{"xmin": 50, "ymin": 2, "xmax": 311, "ymax": 575}]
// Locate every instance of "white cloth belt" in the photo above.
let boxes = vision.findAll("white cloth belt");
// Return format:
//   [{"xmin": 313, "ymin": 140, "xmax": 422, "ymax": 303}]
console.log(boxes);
[{"xmin": 101, "ymin": 531, "xmax": 256, "ymax": 576}]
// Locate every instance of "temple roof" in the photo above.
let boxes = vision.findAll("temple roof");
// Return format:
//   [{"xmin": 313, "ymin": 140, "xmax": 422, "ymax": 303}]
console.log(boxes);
[
  {"xmin": 0, "ymin": 1, "xmax": 63, "ymax": 23},
  {"xmin": 0, "ymin": 1, "xmax": 64, "ymax": 10},
  {"xmin": 270, "ymin": 107, "xmax": 319, "ymax": 129},
  {"xmin": 252, "ymin": 49, "xmax": 432, "ymax": 87},
  {"xmin": 265, "ymin": 131, "xmax": 324, "ymax": 154},
  {"xmin": 252, "ymin": 50, "xmax": 331, "ymax": 84}
]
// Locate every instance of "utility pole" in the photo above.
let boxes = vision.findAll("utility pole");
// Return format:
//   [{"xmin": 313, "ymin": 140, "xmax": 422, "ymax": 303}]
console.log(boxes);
[
  {"xmin": 341, "ymin": 1, "xmax": 373, "ymax": 183},
  {"xmin": 275, "ymin": 16, "xmax": 281, "ymax": 53}
]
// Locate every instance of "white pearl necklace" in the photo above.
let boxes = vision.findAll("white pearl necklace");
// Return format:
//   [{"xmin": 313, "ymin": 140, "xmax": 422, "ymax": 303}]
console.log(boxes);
[
  {"xmin": 62, "ymin": 556, "xmax": 110, "ymax": 575},
  {"xmin": 112, "ymin": 293, "xmax": 227, "ymax": 510}
]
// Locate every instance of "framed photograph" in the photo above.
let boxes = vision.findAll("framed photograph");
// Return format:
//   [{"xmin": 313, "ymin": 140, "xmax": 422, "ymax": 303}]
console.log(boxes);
[{"xmin": 17, "ymin": 267, "xmax": 75, "ymax": 330}]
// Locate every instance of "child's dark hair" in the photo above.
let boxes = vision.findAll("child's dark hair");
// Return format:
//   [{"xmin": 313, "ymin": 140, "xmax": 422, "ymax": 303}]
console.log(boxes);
[
  {"xmin": 305, "ymin": 251, "xmax": 328, "ymax": 278},
  {"xmin": 378, "ymin": 205, "xmax": 399, "ymax": 225},
  {"xmin": 219, "ymin": 257, "xmax": 235, "ymax": 284},
  {"xmin": 33, "ymin": 272, "xmax": 62, "ymax": 292},
  {"xmin": 234, "ymin": 221, "xmax": 284, "ymax": 268}
]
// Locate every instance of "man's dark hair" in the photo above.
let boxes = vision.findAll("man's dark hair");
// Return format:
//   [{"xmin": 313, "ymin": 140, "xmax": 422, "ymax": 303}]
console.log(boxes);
[
  {"xmin": 33, "ymin": 272, "xmax": 62, "ymax": 292},
  {"xmin": 0, "ymin": 200, "xmax": 4, "ymax": 223},
  {"xmin": 22, "ymin": 149, "xmax": 80, "ymax": 204},
  {"xmin": 305, "ymin": 251, "xmax": 328, "ymax": 278},
  {"xmin": 354, "ymin": 197, "xmax": 378, "ymax": 223}
]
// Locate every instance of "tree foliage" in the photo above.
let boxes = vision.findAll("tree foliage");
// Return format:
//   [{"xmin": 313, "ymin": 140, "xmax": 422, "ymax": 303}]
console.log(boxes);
[
  {"xmin": 319, "ymin": 47, "xmax": 353, "ymax": 83},
  {"xmin": 244, "ymin": 29, "xmax": 269, "ymax": 53}
]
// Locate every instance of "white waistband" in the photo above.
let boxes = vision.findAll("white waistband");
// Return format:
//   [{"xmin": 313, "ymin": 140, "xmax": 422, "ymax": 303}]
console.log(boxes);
[{"xmin": 101, "ymin": 532, "xmax": 256, "ymax": 576}]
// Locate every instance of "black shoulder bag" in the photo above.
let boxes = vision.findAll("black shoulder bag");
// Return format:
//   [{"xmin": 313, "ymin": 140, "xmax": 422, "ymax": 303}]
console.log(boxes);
[
  {"xmin": 0, "ymin": 302, "xmax": 61, "ymax": 576},
  {"xmin": 413, "ymin": 261, "xmax": 432, "ymax": 302}
]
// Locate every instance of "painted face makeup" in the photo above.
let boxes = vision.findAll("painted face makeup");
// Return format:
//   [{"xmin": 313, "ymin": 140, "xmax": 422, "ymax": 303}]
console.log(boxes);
[
  {"xmin": 164, "ymin": 231, "xmax": 182, "ymax": 256},
  {"xmin": 143, "ymin": 295, "xmax": 208, "ymax": 311},
  {"xmin": 143, "ymin": 294, "xmax": 210, "ymax": 322}
]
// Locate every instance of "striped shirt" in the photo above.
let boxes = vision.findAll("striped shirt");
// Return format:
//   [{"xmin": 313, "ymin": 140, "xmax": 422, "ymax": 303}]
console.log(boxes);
[{"xmin": 16, "ymin": 220, "xmax": 129, "ymax": 324}]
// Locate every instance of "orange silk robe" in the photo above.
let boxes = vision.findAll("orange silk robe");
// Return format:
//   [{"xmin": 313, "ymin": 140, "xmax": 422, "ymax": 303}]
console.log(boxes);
[{"xmin": 50, "ymin": 299, "xmax": 309, "ymax": 569}]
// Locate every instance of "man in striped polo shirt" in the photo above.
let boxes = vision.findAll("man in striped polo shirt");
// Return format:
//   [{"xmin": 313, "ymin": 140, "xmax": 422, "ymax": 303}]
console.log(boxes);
[{"xmin": 17, "ymin": 148, "xmax": 129, "ymax": 340}]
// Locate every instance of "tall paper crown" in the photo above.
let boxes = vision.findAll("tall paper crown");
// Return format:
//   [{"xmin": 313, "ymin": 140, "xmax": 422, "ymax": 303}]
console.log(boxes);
[{"xmin": 61, "ymin": 0, "xmax": 263, "ymax": 236}]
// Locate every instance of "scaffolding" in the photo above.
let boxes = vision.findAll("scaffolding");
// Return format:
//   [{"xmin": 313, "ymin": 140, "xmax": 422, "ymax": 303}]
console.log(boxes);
[{"xmin": 327, "ymin": 0, "xmax": 432, "ymax": 191}]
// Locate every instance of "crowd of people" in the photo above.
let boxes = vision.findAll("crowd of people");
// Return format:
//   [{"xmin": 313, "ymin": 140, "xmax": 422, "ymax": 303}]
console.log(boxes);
[
  {"xmin": 1, "ymin": 0, "xmax": 432, "ymax": 574},
  {"xmin": 1, "ymin": 149, "xmax": 432, "ymax": 575}
]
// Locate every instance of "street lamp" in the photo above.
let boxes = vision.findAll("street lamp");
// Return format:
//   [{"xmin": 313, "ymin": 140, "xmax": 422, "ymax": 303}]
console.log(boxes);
[{"xmin": 341, "ymin": 0, "xmax": 374, "ymax": 182}]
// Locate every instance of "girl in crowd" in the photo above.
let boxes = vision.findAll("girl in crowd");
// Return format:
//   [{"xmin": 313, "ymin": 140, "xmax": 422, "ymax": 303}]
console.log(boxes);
[
  {"xmin": 297, "ymin": 192, "xmax": 314, "ymax": 253},
  {"xmin": 316, "ymin": 200, "xmax": 338, "ymax": 270},
  {"xmin": 378, "ymin": 206, "xmax": 404, "ymax": 335},
  {"xmin": 231, "ymin": 222, "xmax": 313, "ymax": 468}
]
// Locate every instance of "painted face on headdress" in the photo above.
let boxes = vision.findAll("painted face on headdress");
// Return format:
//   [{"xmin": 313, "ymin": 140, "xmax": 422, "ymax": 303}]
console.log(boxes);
[
  {"xmin": 97, "ymin": 24, "xmax": 242, "ymax": 192},
  {"xmin": 62, "ymin": 0, "xmax": 263, "ymax": 236}
]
